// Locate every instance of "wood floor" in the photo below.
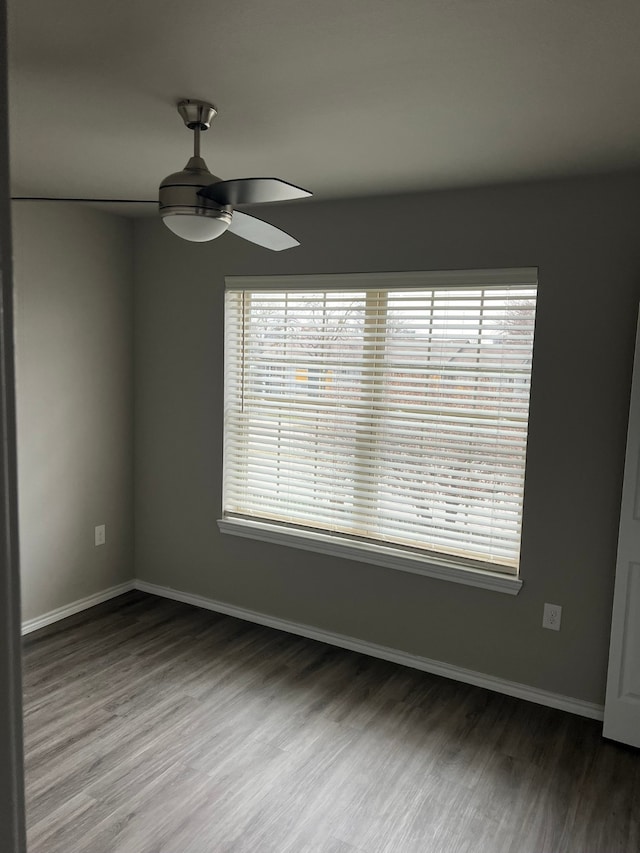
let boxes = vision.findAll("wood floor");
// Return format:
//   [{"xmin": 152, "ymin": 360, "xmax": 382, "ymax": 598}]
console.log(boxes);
[{"xmin": 22, "ymin": 591, "xmax": 639, "ymax": 853}]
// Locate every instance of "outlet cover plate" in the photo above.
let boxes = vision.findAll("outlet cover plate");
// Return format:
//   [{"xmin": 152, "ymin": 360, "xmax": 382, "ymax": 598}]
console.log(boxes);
[
  {"xmin": 542, "ymin": 602, "xmax": 562, "ymax": 631},
  {"xmin": 95, "ymin": 524, "xmax": 106, "ymax": 546}
]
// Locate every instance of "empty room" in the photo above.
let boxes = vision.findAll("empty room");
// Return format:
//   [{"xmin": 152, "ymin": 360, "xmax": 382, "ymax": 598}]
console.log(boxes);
[{"xmin": 1, "ymin": 1, "xmax": 640, "ymax": 851}]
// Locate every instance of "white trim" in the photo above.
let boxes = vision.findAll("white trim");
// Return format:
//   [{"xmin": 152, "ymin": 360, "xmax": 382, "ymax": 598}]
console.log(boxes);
[
  {"xmin": 134, "ymin": 579, "xmax": 603, "ymax": 721},
  {"xmin": 21, "ymin": 581, "xmax": 135, "ymax": 636},
  {"xmin": 217, "ymin": 517, "xmax": 523, "ymax": 595},
  {"xmin": 225, "ymin": 267, "xmax": 538, "ymax": 292}
]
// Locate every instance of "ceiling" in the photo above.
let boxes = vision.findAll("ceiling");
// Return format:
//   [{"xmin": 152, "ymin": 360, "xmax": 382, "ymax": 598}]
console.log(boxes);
[{"xmin": 8, "ymin": 0, "xmax": 640, "ymax": 212}]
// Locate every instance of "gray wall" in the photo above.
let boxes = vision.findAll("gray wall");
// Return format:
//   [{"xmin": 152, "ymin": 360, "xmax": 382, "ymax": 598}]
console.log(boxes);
[
  {"xmin": 13, "ymin": 202, "xmax": 134, "ymax": 622},
  {"xmin": 134, "ymin": 172, "xmax": 640, "ymax": 705}
]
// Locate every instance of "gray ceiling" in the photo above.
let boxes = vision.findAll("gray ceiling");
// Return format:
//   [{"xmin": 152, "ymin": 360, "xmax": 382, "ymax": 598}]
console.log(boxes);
[{"xmin": 9, "ymin": 0, "xmax": 640, "ymax": 208}]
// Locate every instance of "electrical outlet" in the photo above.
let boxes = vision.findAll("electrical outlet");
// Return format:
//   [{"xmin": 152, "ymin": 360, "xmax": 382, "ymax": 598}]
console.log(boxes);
[
  {"xmin": 542, "ymin": 602, "xmax": 562, "ymax": 631},
  {"xmin": 94, "ymin": 524, "xmax": 106, "ymax": 546}
]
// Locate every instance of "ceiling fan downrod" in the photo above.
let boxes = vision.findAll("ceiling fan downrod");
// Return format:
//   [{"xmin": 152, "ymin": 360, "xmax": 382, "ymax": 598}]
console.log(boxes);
[{"xmin": 177, "ymin": 99, "xmax": 217, "ymax": 159}]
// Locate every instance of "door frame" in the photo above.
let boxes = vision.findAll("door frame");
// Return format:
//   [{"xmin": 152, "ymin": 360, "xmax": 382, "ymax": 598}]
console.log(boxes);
[
  {"xmin": 0, "ymin": 0, "xmax": 27, "ymax": 848},
  {"xmin": 603, "ymin": 306, "xmax": 640, "ymax": 748}
]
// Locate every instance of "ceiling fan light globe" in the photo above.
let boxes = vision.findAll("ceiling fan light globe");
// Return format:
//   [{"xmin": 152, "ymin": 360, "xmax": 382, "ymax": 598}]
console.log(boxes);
[{"xmin": 161, "ymin": 209, "xmax": 231, "ymax": 242}]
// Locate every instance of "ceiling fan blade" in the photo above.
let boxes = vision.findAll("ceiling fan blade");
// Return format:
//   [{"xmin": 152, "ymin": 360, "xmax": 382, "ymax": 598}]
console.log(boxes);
[
  {"xmin": 199, "ymin": 178, "xmax": 311, "ymax": 207},
  {"xmin": 12, "ymin": 197, "xmax": 157, "ymax": 203},
  {"xmin": 228, "ymin": 209, "xmax": 300, "ymax": 251}
]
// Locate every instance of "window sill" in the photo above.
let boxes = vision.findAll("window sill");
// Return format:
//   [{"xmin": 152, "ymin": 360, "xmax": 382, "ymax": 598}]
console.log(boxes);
[{"xmin": 217, "ymin": 517, "xmax": 522, "ymax": 596}]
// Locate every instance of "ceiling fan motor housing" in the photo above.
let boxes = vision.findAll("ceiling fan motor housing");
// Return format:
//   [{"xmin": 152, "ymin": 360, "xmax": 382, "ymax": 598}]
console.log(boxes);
[{"xmin": 159, "ymin": 156, "xmax": 232, "ymax": 241}]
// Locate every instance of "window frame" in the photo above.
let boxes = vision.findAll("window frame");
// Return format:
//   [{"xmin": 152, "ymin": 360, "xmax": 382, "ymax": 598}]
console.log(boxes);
[{"xmin": 218, "ymin": 268, "xmax": 538, "ymax": 595}]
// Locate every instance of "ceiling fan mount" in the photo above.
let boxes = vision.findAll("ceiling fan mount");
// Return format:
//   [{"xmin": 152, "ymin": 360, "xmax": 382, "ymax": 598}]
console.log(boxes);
[
  {"xmin": 13, "ymin": 98, "xmax": 312, "ymax": 251},
  {"xmin": 176, "ymin": 99, "xmax": 217, "ymax": 131}
]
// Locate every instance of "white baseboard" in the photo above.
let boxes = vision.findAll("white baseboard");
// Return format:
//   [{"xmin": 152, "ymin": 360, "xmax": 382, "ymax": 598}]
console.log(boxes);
[
  {"xmin": 21, "ymin": 576, "xmax": 604, "ymax": 721},
  {"xmin": 134, "ymin": 579, "xmax": 604, "ymax": 722},
  {"xmin": 21, "ymin": 580, "xmax": 135, "ymax": 636}
]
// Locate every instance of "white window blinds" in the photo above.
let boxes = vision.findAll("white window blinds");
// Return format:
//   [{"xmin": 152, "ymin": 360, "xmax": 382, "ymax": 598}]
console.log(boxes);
[{"xmin": 223, "ymin": 270, "xmax": 537, "ymax": 574}]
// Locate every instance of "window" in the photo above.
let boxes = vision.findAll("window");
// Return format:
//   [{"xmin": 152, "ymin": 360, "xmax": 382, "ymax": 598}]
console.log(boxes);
[{"xmin": 220, "ymin": 269, "xmax": 537, "ymax": 592}]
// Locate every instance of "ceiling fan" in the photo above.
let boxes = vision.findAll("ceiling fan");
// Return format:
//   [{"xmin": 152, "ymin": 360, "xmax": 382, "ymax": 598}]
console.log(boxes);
[{"xmin": 12, "ymin": 99, "xmax": 313, "ymax": 251}]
